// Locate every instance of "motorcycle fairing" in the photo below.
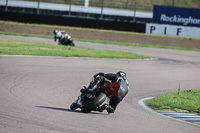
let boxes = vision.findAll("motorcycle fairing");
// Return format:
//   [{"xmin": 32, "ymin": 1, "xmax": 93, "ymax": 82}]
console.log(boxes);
[
  {"xmin": 77, "ymin": 96, "xmax": 81, "ymax": 105},
  {"xmin": 101, "ymin": 81, "xmax": 120, "ymax": 97}
]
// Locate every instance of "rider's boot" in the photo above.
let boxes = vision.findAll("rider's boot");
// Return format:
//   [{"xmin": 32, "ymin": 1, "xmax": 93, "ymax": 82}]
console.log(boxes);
[
  {"xmin": 96, "ymin": 104, "xmax": 106, "ymax": 112},
  {"xmin": 104, "ymin": 104, "xmax": 115, "ymax": 114},
  {"xmin": 96, "ymin": 104, "xmax": 115, "ymax": 114}
]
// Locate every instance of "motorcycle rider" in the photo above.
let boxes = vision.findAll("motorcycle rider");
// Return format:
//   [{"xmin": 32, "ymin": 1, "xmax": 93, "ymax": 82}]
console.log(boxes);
[
  {"xmin": 53, "ymin": 30, "xmax": 75, "ymax": 46},
  {"xmin": 81, "ymin": 71, "xmax": 129, "ymax": 114}
]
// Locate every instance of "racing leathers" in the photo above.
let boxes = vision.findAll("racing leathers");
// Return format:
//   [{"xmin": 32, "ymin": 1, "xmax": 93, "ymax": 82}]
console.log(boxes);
[{"xmin": 82, "ymin": 72, "xmax": 129, "ymax": 113}]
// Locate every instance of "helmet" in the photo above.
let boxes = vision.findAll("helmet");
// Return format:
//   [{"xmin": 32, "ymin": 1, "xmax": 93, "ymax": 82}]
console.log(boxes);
[
  {"xmin": 53, "ymin": 30, "xmax": 62, "ymax": 42},
  {"xmin": 116, "ymin": 71, "xmax": 127, "ymax": 80}
]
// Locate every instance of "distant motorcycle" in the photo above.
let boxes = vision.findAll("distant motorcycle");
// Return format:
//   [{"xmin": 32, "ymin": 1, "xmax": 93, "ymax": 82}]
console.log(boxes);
[
  {"xmin": 70, "ymin": 77, "xmax": 120, "ymax": 113},
  {"xmin": 53, "ymin": 30, "xmax": 75, "ymax": 46}
]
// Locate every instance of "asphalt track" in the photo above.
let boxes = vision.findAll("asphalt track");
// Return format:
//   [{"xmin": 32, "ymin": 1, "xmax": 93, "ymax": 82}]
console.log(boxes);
[{"xmin": 0, "ymin": 35, "xmax": 200, "ymax": 133}]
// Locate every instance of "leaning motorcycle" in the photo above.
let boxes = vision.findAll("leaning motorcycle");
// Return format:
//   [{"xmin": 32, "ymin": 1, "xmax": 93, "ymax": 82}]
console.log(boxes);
[
  {"xmin": 53, "ymin": 30, "xmax": 75, "ymax": 46},
  {"xmin": 70, "ymin": 79, "xmax": 120, "ymax": 113}
]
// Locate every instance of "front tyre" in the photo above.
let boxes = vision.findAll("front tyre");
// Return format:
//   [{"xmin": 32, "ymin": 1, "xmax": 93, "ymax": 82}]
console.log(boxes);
[
  {"xmin": 81, "ymin": 92, "xmax": 106, "ymax": 113},
  {"xmin": 70, "ymin": 42, "xmax": 75, "ymax": 46},
  {"xmin": 70, "ymin": 101, "xmax": 78, "ymax": 110}
]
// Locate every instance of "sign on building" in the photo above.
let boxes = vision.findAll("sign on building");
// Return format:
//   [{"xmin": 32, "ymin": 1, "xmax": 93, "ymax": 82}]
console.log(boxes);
[
  {"xmin": 146, "ymin": 23, "xmax": 200, "ymax": 38},
  {"xmin": 146, "ymin": 5, "xmax": 200, "ymax": 38},
  {"xmin": 152, "ymin": 5, "xmax": 200, "ymax": 27}
]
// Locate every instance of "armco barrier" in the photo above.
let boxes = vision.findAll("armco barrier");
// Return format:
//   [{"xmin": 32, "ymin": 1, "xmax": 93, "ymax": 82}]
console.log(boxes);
[
  {"xmin": 0, "ymin": 10, "xmax": 145, "ymax": 32},
  {"xmin": 0, "ymin": 5, "xmax": 151, "ymax": 23}
]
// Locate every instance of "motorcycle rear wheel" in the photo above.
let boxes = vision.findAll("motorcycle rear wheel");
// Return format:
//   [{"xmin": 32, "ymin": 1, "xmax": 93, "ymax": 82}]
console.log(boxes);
[{"xmin": 81, "ymin": 92, "xmax": 106, "ymax": 113}]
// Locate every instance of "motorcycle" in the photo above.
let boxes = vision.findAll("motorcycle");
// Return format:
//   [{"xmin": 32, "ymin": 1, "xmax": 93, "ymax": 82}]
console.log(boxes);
[
  {"xmin": 53, "ymin": 30, "xmax": 75, "ymax": 46},
  {"xmin": 70, "ymin": 78, "xmax": 120, "ymax": 113}
]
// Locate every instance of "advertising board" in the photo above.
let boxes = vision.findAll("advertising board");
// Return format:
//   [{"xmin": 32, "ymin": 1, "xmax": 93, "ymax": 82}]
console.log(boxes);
[{"xmin": 152, "ymin": 5, "xmax": 200, "ymax": 27}]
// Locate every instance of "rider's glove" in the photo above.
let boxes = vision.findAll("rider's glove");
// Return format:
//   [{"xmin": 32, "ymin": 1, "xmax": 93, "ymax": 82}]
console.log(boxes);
[
  {"xmin": 80, "ymin": 86, "xmax": 88, "ymax": 93},
  {"xmin": 80, "ymin": 89, "xmax": 87, "ymax": 93}
]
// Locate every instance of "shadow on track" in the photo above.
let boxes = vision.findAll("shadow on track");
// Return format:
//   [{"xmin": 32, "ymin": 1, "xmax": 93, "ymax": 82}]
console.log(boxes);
[
  {"xmin": 36, "ymin": 106, "xmax": 82, "ymax": 113},
  {"xmin": 36, "ymin": 106, "xmax": 106, "ymax": 115}
]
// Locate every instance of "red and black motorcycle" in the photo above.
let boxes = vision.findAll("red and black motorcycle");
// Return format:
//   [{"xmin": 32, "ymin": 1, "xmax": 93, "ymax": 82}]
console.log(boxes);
[{"xmin": 70, "ymin": 79, "xmax": 120, "ymax": 113}]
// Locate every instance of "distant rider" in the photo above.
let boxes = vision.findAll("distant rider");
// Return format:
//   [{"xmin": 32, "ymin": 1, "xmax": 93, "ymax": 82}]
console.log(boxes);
[{"xmin": 53, "ymin": 30, "xmax": 75, "ymax": 46}]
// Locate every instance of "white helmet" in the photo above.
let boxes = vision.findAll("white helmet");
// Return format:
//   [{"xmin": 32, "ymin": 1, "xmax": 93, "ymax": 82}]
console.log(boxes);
[{"xmin": 116, "ymin": 71, "xmax": 127, "ymax": 80}]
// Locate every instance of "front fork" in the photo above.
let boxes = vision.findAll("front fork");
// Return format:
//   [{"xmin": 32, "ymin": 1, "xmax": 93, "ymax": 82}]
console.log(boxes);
[{"xmin": 77, "ymin": 94, "xmax": 83, "ymax": 108}]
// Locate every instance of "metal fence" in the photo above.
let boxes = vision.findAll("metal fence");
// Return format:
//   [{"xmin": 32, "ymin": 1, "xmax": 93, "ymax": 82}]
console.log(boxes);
[{"xmin": 1, "ymin": 0, "xmax": 200, "ymax": 20}]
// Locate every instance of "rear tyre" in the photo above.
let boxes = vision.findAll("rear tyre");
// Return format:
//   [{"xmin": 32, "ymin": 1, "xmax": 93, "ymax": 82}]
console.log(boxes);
[{"xmin": 81, "ymin": 92, "xmax": 106, "ymax": 113}]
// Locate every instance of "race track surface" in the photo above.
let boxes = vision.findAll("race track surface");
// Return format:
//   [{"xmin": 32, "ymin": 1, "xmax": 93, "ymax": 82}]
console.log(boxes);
[{"xmin": 0, "ymin": 35, "xmax": 200, "ymax": 133}]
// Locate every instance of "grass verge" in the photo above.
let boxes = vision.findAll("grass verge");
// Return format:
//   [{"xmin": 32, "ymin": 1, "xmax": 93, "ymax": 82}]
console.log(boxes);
[
  {"xmin": 0, "ymin": 38, "xmax": 148, "ymax": 59},
  {"xmin": 2, "ymin": 20, "xmax": 200, "ymax": 40},
  {"xmin": 0, "ymin": 20, "xmax": 148, "ymax": 36},
  {"xmin": 1, "ymin": 31, "xmax": 200, "ymax": 52},
  {"xmin": 1, "ymin": 20, "xmax": 200, "ymax": 41},
  {"xmin": 147, "ymin": 90, "xmax": 200, "ymax": 115}
]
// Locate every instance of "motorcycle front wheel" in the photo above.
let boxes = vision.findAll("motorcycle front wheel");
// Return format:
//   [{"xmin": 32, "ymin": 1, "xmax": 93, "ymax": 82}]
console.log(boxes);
[
  {"xmin": 81, "ymin": 92, "xmax": 106, "ymax": 113},
  {"xmin": 70, "ymin": 100, "xmax": 78, "ymax": 110},
  {"xmin": 70, "ymin": 42, "xmax": 75, "ymax": 46}
]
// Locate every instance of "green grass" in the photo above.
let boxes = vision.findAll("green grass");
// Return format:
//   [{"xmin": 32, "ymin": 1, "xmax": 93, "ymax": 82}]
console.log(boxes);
[
  {"xmin": 0, "ymin": 20, "xmax": 149, "ymax": 37},
  {"xmin": 0, "ymin": 38, "xmax": 148, "ymax": 59},
  {"xmin": 2, "ymin": 20, "xmax": 200, "ymax": 40},
  {"xmin": 0, "ymin": 20, "xmax": 200, "ymax": 52},
  {"xmin": 0, "ymin": 31, "xmax": 53, "ymax": 39},
  {"xmin": 147, "ymin": 90, "xmax": 200, "ymax": 115},
  {"xmin": 1, "ymin": 31, "xmax": 200, "ymax": 52},
  {"xmin": 76, "ymin": 38, "xmax": 200, "ymax": 52}
]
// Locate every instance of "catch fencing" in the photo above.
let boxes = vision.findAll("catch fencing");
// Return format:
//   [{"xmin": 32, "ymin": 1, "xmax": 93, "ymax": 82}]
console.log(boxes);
[{"xmin": 1, "ymin": 0, "xmax": 200, "ymax": 21}]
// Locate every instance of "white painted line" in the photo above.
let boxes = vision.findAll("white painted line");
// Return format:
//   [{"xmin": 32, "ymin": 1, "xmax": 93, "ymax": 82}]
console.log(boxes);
[
  {"xmin": 158, "ymin": 111, "xmax": 198, "ymax": 116},
  {"xmin": 137, "ymin": 97, "xmax": 157, "ymax": 114},
  {"xmin": 138, "ymin": 97, "xmax": 200, "ymax": 126},
  {"xmin": 173, "ymin": 116, "xmax": 200, "ymax": 118}
]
